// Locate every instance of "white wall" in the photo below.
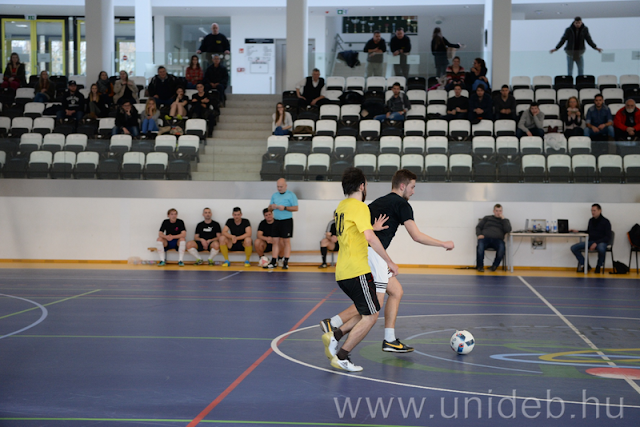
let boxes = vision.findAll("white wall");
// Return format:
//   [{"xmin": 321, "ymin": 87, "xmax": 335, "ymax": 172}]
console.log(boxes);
[{"xmin": 2, "ymin": 197, "xmax": 637, "ymax": 270}]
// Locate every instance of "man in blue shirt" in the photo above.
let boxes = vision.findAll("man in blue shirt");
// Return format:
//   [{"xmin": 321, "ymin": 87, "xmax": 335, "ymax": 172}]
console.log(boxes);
[
  {"xmin": 265, "ymin": 178, "xmax": 299, "ymax": 269},
  {"xmin": 584, "ymin": 94, "xmax": 614, "ymax": 140}
]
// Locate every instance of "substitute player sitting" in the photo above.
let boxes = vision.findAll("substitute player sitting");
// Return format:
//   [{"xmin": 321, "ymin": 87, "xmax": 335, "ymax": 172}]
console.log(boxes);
[
  {"xmin": 319, "ymin": 216, "xmax": 339, "ymax": 268},
  {"xmin": 219, "ymin": 207, "xmax": 253, "ymax": 267},
  {"xmin": 254, "ymin": 208, "xmax": 284, "ymax": 267},
  {"xmin": 155, "ymin": 208, "xmax": 187, "ymax": 267},
  {"xmin": 186, "ymin": 207, "xmax": 221, "ymax": 266}
]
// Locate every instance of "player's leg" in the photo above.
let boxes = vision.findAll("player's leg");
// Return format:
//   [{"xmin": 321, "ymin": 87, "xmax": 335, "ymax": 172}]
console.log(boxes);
[
  {"xmin": 177, "ymin": 237, "xmax": 186, "ymax": 266},
  {"xmin": 254, "ymin": 239, "xmax": 266, "ymax": 257},
  {"xmin": 282, "ymin": 219, "xmax": 293, "ymax": 269},
  {"xmin": 382, "ymin": 276, "xmax": 412, "ymax": 352},
  {"xmin": 243, "ymin": 237, "xmax": 253, "ymax": 266},
  {"xmin": 208, "ymin": 240, "xmax": 220, "ymax": 264},
  {"xmin": 282, "ymin": 238, "xmax": 291, "ymax": 269},
  {"xmin": 268, "ymin": 236, "xmax": 280, "ymax": 269},
  {"xmin": 319, "ymin": 238, "xmax": 330, "ymax": 267},
  {"xmin": 219, "ymin": 235, "xmax": 230, "ymax": 266},
  {"xmin": 155, "ymin": 237, "xmax": 167, "ymax": 264},
  {"xmin": 187, "ymin": 240, "xmax": 203, "ymax": 264}
]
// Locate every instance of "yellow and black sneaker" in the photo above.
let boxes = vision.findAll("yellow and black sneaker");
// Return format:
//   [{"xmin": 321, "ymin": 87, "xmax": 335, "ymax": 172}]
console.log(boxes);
[
  {"xmin": 319, "ymin": 318, "xmax": 335, "ymax": 333},
  {"xmin": 382, "ymin": 339, "xmax": 414, "ymax": 353}
]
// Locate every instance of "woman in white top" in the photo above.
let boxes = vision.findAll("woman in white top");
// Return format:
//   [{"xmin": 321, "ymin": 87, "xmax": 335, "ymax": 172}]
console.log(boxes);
[{"xmin": 272, "ymin": 102, "xmax": 293, "ymax": 135}]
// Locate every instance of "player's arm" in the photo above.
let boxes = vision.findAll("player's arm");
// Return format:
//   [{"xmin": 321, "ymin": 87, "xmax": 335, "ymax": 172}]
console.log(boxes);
[
  {"xmin": 211, "ymin": 232, "xmax": 222, "ymax": 243},
  {"xmin": 222, "ymin": 226, "xmax": 233, "ymax": 239},
  {"xmin": 404, "ymin": 220, "xmax": 454, "ymax": 250},
  {"xmin": 284, "ymin": 205, "xmax": 298, "ymax": 212},
  {"xmin": 239, "ymin": 225, "xmax": 252, "ymax": 240},
  {"xmin": 364, "ymin": 229, "xmax": 399, "ymax": 276},
  {"xmin": 257, "ymin": 229, "xmax": 266, "ymax": 241},
  {"xmin": 158, "ymin": 231, "xmax": 168, "ymax": 241}
]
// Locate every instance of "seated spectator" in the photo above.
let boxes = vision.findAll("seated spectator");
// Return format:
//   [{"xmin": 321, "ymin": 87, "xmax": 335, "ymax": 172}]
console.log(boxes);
[
  {"xmin": 319, "ymin": 216, "xmax": 338, "ymax": 269},
  {"xmin": 2, "ymin": 52, "xmax": 26, "ymax": 90},
  {"xmin": 444, "ymin": 56, "xmax": 465, "ymax": 91},
  {"xmin": 155, "ymin": 208, "xmax": 187, "ymax": 267},
  {"xmin": 56, "ymin": 80, "xmax": 85, "ymax": 123},
  {"xmin": 363, "ymin": 31, "xmax": 386, "ymax": 77},
  {"xmin": 584, "ymin": 94, "xmax": 614, "ymax": 140},
  {"xmin": 613, "ymin": 99, "xmax": 640, "ymax": 141},
  {"xmin": 476, "ymin": 204, "xmax": 511, "ymax": 272},
  {"xmin": 113, "ymin": 70, "xmax": 139, "ymax": 105},
  {"xmin": 562, "ymin": 96, "xmax": 585, "ymax": 138},
  {"xmin": 96, "ymin": 71, "xmax": 114, "ymax": 106},
  {"xmin": 465, "ymin": 58, "xmax": 490, "ymax": 92},
  {"xmin": 374, "ymin": 82, "xmax": 411, "ymax": 122},
  {"xmin": 165, "ymin": 87, "xmax": 188, "ymax": 121},
  {"xmin": 204, "ymin": 54, "xmax": 228, "ymax": 105},
  {"xmin": 186, "ymin": 207, "xmax": 221, "ymax": 266},
  {"xmin": 254, "ymin": 208, "xmax": 284, "ymax": 267},
  {"xmin": 185, "ymin": 55, "xmax": 204, "ymax": 89},
  {"xmin": 112, "ymin": 100, "xmax": 140, "ymax": 137},
  {"xmin": 148, "ymin": 66, "xmax": 178, "ymax": 107},
  {"xmin": 570, "ymin": 203, "xmax": 611, "ymax": 274},
  {"xmin": 272, "ymin": 103, "xmax": 293, "ymax": 135},
  {"xmin": 87, "ymin": 84, "xmax": 108, "ymax": 119},
  {"xmin": 219, "ymin": 207, "xmax": 253, "ymax": 267},
  {"xmin": 444, "ymin": 84, "xmax": 468, "ymax": 120},
  {"xmin": 431, "ymin": 27, "xmax": 462, "ymax": 78},
  {"xmin": 33, "ymin": 70, "xmax": 55, "ymax": 103},
  {"xmin": 468, "ymin": 85, "xmax": 493, "ymax": 124},
  {"xmin": 494, "ymin": 85, "xmax": 516, "ymax": 120},
  {"xmin": 517, "ymin": 102, "xmax": 545, "ymax": 138},
  {"xmin": 295, "ymin": 68, "xmax": 327, "ymax": 109},
  {"xmin": 190, "ymin": 82, "xmax": 215, "ymax": 137},
  {"xmin": 141, "ymin": 98, "xmax": 160, "ymax": 136}
]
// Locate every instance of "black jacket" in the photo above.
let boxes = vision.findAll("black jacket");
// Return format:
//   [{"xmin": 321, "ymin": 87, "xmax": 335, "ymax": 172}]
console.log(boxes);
[
  {"xmin": 555, "ymin": 25, "xmax": 598, "ymax": 55},
  {"xmin": 148, "ymin": 74, "xmax": 179, "ymax": 100},
  {"xmin": 582, "ymin": 215, "xmax": 612, "ymax": 245},
  {"xmin": 3, "ymin": 62, "xmax": 26, "ymax": 86},
  {"xmin": 198, "ymin": 33, "xmax": 230, "ymax": 54},
  {"xmin": 115, "ymin": 107, "xmax": 140, "ymax": 129},
  {"xmin": 204, "ymin": 64, "xmax": 229, "ymax": 87}
]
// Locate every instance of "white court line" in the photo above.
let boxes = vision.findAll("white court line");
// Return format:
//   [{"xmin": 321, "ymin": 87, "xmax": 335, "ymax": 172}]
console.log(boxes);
[
  {"xmin": 0, "ymin": 294, "xmax": 49, "ymax": 339},
  {"xmin": 217, "ymin": 271, "xmax": 242, "ymax": 281},
  {"xmin": 518, "ymin": 275, "xmax": 640, "ymax": 396}
]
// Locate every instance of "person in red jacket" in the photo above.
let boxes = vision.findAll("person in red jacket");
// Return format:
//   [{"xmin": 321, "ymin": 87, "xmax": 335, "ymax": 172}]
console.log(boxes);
[{"xmin": 613, "ymin": 99, "xmax": 640, "ymax": 141}]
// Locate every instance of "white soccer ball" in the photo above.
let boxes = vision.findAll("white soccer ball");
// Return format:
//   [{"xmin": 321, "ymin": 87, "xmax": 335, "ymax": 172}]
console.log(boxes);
[
  {"xmin": 258, "ymin": 256, "xmax": 270, "ymax": 267},
  {"xmin": 450, "ymin": 330, "xmax": 475, "ymax": 355}
]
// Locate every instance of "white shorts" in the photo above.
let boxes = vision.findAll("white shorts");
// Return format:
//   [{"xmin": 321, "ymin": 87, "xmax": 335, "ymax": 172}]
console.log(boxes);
[{"xmin": 368, "ymin": 246, "xmax": 392, "ymax": 293}]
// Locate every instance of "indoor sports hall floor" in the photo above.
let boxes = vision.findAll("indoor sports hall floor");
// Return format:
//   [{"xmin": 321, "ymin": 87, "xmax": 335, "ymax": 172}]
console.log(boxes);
[{"xmin": 0, "ymin": 263, "xmax": 639, "ymax": 427}]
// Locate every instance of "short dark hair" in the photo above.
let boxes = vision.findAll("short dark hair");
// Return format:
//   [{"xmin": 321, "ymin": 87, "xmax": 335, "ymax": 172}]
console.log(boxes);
[
  {"xmin": 396, "ymin": 27, "xmax": 404, "ymax": 32},
  {"xmin": 594, "ymin": 94, "xmax": 604, "ymax": 100},
  {"xmin": 454, "ymin": 84, "xmax": 462, "ymax": 89},
  {"xmin": 158, "ymin": 66, "xmax": 166, "ymax": 72},
  {"xmin": 312, "ymin": 68, "xmax": 320, "ymax": 73},
  {"xmin": 530, "ymin": 102, "xmax": 540, "ymax": 108},
  {"xmin": 373, "ymin": 31, "xmax": 381, "ymax": 35},
  {"xmin": 494, "ymin": 204, "xmax": 502, "ymax": 209},
  {"xmin": 392, "ymin": 169, "xmax": 417, "ymax": 189},
  {"xmin": 263, "ymin": 208, "xmax": 269, "ymax": 214},
  {"xmin": 574, "ymin": 16, "xmax": 582, "ymax": 22},
  {"xmin": 592, "ymin": 203, "xmax": 602, "ymax": 210},
  {"xmin": 342, "ymin": 167, "xmax": 366, "ymax": 196},
  {"xmin": 167, "ymin": 208, "xmax": 177, "ymax": 215},
  {"xmin": 501, "ymin": 84, "xmax": 509, "ymax": 90},
  {"xmin": 233, "ymin": 207, "xmax": 242, "ymax": 213},
  {"xmin": 392, "ymin": 82, "xmax": 401, "ymax": 88}
]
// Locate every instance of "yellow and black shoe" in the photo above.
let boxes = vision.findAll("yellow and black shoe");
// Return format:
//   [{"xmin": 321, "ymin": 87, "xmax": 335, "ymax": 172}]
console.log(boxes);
[
  {"xmin": 319, "ymin": 318, "xmax": 335, "ymax": 333},
  {"xmin": 382, "ymin": 339, "xmax": 414, "ymax": 353}
]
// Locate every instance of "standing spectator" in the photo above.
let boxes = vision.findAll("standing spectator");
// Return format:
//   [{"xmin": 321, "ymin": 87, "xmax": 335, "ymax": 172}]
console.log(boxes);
[
  {"xmin": 390, "ymin": 27, "xmax": 411, "ymax": 78},
  {"xmin": 265, "ymin": 178, "xmax": 299, "ymax": 270},
  {"xmin": 33, "ymin": 71, "xmax": 55, "ymax": 103},
  {"xmin": 570, "ymin": 203, "xmax": 611, "ymax": 274},
  {"xmin": 272, "ymin": 103, "xmax": 293, "ymax": 136},
  {"xmin": 141, "ymin": 98, "xmax": 160, "ymax": 136},
  {"xmin": 148, "ymin": 66, "xmax": 178, "ymax": 107},
  {"xmin": 155, "ymin": 208, "xmax": 187, "ymax": 267},
  {"xmin": 550, "ymin": 17, "xmax": 602, "ymax": 77},
  {"xmin": 57, "ymin": 80, "xmax": 84, "ymax": 123},
  {"xmin": 444, "ymin": 56, "xmax": 465, "ymax": 91},
  {"xmin": 295, "ymin": 68, "xmax": 327, "ymax": 109},
  {"xmin": 465, "ymin": 58, "xmax": 490, "ymax": 92},
  {"xmin": 319, "ymin": 217, "xmax": 338, "ymax": 269},
  {"xmin": 113, "ymin": 70, "xmax": 139, "ymax": 105},
  {"xmin": 96, "ymin": 71, "xmax": 114, "ymax": 106},
  {"xmin": 444, "ymin": 84, "xmax": 468, "ymax": 120},
  {"xmin": 494, "ymin": 85, "xmax": 516, "ymax": 120},
  {"xmin": 204, "ymin": 55, "xmax": 228, "ymax": 106},
  {"xmin": 186, "ymin": 207, "xmax": 222, "ymax": 266},
  {"xmin": 185, "ymin": 55, "xmax": 204, "ymax": 89},
  {"xmin": 2, "ymin": 52, "xmax": 26, "ymax": 90},
  {"xmin": 87, "ymin": 84, "xmax": 107, "ymax": 119},
  {"xmin": 166, "ymin": 87, "xmax": 188, "ymax": 121},
  {"xmin": 517, "ymin": 102, "xmax": 545, "ymax": 138},
  {"xmin": 363, "ymin": 31, "xmax": 387, "ymax": 77},
  {"xmin": 468, "ymin": 85, "xmax": 493, "ymax": 124},
  {"xmin": 190, "ymin": 82, "xmax": 215, "ymax": 137},
  {"xmin": 112, "ymin": 100, "xmax": 140, "ymax": 137},
  {"xmin": 374, "ymin": 82, "xmax": 410, "ymax": 122},
  {"xmin": 614, "ymin": 99, "xmax": 640, "ymax": 141},
  {"xmin": 431, "ymin": 27, "xmax": 462, "ymax": 78},
  {"xmin": 254, "ymin": 208, "xmax": 284, "ymax": 267},
  {"xmin": 219, "ymin": 207, "xmax": 253, "ymax": 268},
  {"xmin": 196, "ymin": 22, "xmax": 231, "ymax": 68},
  {"xmin": 476, "ymin": 204, "xmax": 511, "ymax": 272},
  {"xmin": 562, "ymin": 96, "xmax": 586, "ymax": 138},
  {"xmin": 584, "ymin": 94, "xmax": 614, "ymax": 140}
]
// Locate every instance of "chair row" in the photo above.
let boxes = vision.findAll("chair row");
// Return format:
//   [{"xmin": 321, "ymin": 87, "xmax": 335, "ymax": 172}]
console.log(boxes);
[
  {"xmin": 511, "ymin": 74, "xmax": 639, "ymax": 91},
  {"xmin": 512, "ymin": 88, "xmax": 630, "ymax": 106}
]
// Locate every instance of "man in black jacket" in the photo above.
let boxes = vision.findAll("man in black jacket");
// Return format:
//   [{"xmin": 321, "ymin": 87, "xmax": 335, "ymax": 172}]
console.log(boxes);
[
  {"xmin": 148, "ymin": 66, "xmax": 179, "ymax": 107},
  {"xmin": 570, "ymin": 203, "xmax": 612, "ymax": 273},
  {"xmin": 550, "ymin": 17, "xmax": 602, "ymax": 77},
  {"xmin": 196, "ymin": 23, "xmax": 230, "ymax": 68},
  {"xmin": 204, "ymin": 55, "xmax": 228, "ymax": 105},
  {"xmin": 390, "ymin": 27, "xmax": 411, "ymax": 78},
  {"xmin": 476, "ymin": 204, "xmax": 511, "ymax": 272},
  {"xmin": 56, "ymin": 80, "xmax": 84, "ymax": 123}
]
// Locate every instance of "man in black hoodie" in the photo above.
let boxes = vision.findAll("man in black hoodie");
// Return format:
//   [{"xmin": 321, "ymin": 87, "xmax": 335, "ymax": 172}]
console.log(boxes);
[
  {"xmin": 476, "ymin": 204, "xmax": 511, "ymax": 272},
  {"xmin": 550, "ymin": 17, "xmax": 602, "ymax": 77},
  {"xmin": 570, "ymin": 203, "xmax": 612, "ymax": 273},
  {"xmin": 56, "ymin": 80, "xmax": 84, "ymax": 123}
]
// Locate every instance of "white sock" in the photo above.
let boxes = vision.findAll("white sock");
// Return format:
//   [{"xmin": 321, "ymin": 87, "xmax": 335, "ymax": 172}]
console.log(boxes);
[
  {"xmin": 178, "ymin": 241, "xmax": 186, "ymax": 261},
  {"xmin": 187, "ymin": 247, "xmax": 201, "ymax": 260},
  {"xmin": 331, "ymin": 315, "xmax": 343, "ymax": 328},
  {"xmin": 384, "ymin": 328, "xmax": 396, "ymax": 342},
  {"xmin": 209, "ymin": 248, "xmax": 219, "ymax": 260},
  {"xmin": 155, "ymin": 242, "xmax": 165, "ymax": 261}
]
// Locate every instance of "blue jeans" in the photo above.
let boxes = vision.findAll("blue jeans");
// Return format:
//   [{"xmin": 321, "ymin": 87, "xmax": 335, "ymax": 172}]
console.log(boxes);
[
  {"xmin": 141, "ymin": 118, "xmax": 159, "ymax": 133},
  {"xmin": 33, "ymin": 93, "xmax": 49, "ymax": 103},
  {"xmin": 374, "ymin": 112, "xmax": 405, "ymax": 122},
  {"xmin": 273, "ymin": 126, "xmax": 291, "ymax": 136},
  {"xmin": 584, "ymin": 126, "xmax": 614, "ymax": 138},
  {"xmin": 471, "ymin": 80, "xmax": 489, "ymax": 92},
  {"xmin": 516, "ymin": 127, "xmax": 545, "ymax": 139},
  {"xmin": 477, "ymin": 237, "xmax": 505, "ymax": 268},
  {"xmin": 571, "ymin": 241, "xmax": 607, "ymax": 267},
  {"xmin": 112, "ymin": 126, "xmax": 139, "ymax": 137},
  {"xmin": 566, "ymin": 54, "xmax": 584, "ymax": 77},
  {"xmin": 57, "ymin": 110, "xmax": 84, "ymax": 122}
]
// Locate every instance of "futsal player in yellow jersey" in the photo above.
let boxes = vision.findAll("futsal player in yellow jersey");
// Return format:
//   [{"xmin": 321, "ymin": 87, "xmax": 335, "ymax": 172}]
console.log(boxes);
[{"xmin": 323, "ymin": 167, "xmax": 399, "ymax": 372}]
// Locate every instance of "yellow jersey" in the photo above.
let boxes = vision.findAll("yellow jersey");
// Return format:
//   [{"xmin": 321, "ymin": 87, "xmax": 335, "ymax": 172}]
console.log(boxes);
[{"xmin": 334, "ymin": 198, "xmax": 373, "ymax": 281}]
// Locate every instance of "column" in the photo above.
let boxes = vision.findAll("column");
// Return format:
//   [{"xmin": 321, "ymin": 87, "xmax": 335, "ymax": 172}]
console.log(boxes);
[
  {"xmin": 153, "ymin": 15, "xmax": 165, "ymax": 69},
  {"xmin": 135, "ymin": 0, "xmax": 153, "ymax": 78},
  {"xmin": 285, "ymin": 0, "xmax": 308, "ymax": 90},
  {"xmin": 85, "ymin": 0, "xmax": 114, "ymax": 79},
  {"xmin": 485, "ymin": 0, "xmax": 512, "ymax": 89}
]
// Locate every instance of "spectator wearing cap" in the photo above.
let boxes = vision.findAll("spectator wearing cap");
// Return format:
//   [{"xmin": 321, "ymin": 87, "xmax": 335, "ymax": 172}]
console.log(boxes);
[
  {"xmin": 56, "ymin": 80, "xmax": 85, "ymax": 123},
  {"xmin": 550, "ymin": 17, "xmax": 602, "ymax": 77}
]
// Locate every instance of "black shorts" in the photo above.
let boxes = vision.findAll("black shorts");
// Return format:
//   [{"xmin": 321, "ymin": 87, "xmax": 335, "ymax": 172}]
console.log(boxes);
[
  {"xmin": 273, "ymin": 218, "xmax": 293, "ymax": 238},
  {"xmin": 331, "ymin": 242, "xmax": 340, "ymax": 252},
  {"xmin": 196, "ymin": 241, "xmax": 217, "ymax": 252},
  {"xmin": 229, "ymin": 241, "xmax": 245, "ymax": 252},
  {"xmin": 265, "ymin": 243, "xmax": 273, "ymax": 253},
  {"xmin": 337, "ymin": 272, "xmax": 379, "ymax": 316}
]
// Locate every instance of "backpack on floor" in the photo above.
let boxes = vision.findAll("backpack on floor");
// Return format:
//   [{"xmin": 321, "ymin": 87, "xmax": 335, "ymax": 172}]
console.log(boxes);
[{"xmin": 610, "ymin": 261, "xmax": 629, "ymax": 275}]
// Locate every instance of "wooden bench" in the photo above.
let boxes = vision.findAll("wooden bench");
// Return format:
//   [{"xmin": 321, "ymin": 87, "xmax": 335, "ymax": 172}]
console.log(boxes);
[{"xmin": 146, "ymin": 248, "xmax": 335, "ymax": 265}]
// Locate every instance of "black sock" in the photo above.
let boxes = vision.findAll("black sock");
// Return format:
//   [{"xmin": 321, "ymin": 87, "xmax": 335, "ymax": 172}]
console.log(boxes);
[
  {"xmin": 284, "ymin": 257, "xmax": 289, "ymax": 263},
  {"xmin": 337, "ymin": 348, "xmax": 349, "ymax": 360},
  {"xmin": 269, "ymin": 258, "xmax": 277, "ymax": 265},
  {"xmin": 333, "ymin": 328, "xmax": 344, "ymax": 341},
  {"xmin": 321, "ymin": 247, "xmax": 327, "ymax": 263}
]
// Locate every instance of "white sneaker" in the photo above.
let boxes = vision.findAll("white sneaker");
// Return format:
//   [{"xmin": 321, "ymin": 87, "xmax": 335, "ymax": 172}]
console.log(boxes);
[
  {"xmin": 278, "ymin": 258, "xmax": 284, "ymax": 267},
  {"xmin": 330, "ymin": 355, "xmax": 363, "ymax": 372},
  {"xmin": 322, "ymin": 331, "xmax": 339, "ymax": 360}
]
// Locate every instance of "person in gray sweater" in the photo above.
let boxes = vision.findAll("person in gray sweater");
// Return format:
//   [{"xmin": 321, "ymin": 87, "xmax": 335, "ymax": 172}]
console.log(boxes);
[
  {"xmin": 476, "ymin": 204, "xmax": 512, "ymax": 272},
  {"xmin": 517, "ymin": 102, "xmax": 545, "ymax": 139}
]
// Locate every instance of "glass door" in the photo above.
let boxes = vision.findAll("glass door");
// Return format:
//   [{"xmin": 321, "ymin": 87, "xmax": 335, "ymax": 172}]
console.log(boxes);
[
  {"xmin": 36, "ymin": 20, "xmax": 65, "ymax": 76},
  {"xmin": 2, "ymin": 19, "xmax": 33, "ymax": 79},
  {"xmin": 77, "ymin": 19, "xmax": 134, "ymax": 76}
]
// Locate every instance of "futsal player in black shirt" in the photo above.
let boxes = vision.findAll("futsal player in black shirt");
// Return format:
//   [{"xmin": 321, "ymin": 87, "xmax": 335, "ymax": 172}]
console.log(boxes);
[
  {"xmin": 320, "ymin": 170, "xmax": 455, "ymax": 352},
  {"xmin": 155, "ymin": 208, "xmax": 187, "ymax": 267},
  {"xmin": 255, "ymin": 208, "xmax": 284, "ymax": 266},
  {"xmin": 219, "ymin": 207, "xmax": 253, "ymax": 267},
  {"xmin": 186, "ymin": 207, "xmax": 222, "ymax": 266}
]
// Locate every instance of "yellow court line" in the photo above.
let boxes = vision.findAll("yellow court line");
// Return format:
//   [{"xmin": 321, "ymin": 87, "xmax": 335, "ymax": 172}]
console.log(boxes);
[{"xmin": 0, "ymin": 289, "xmax": 101, "ymax": 320}]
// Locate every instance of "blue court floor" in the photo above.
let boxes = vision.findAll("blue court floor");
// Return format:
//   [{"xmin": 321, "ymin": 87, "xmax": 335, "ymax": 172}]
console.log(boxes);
[{"xmin": 0, "ymin": 267, "xmax": 639, "ymax": 426}]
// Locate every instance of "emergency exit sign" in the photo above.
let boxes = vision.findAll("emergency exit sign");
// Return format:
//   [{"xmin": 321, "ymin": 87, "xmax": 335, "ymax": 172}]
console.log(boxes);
[
  {"xmin": 25, "ymin": 15, "xmax": 37, "ymax": 20},
  {"xmin": 337, "ymin": 9, "xmax": 347, "ymax": 15}
]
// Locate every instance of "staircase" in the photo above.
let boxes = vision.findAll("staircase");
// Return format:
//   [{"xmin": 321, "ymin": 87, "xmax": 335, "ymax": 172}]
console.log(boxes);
[{"xmin": 192, "ymin": 94, "xmax": 280, "ymax": 181}]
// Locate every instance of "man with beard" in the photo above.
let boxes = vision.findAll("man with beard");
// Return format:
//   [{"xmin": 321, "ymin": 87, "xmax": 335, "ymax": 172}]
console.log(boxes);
[{"xmin": 613, "ymin": 99, "xmax": 640, "ymax": 141}]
